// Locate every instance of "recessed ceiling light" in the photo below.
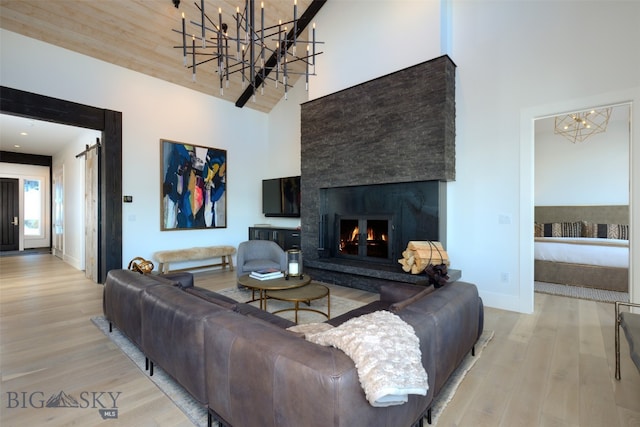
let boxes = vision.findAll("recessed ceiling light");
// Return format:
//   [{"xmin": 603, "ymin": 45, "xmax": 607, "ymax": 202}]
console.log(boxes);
[
  {"xmin": 20, "ymin": 132, "xmax": 28, "ymax": 136},
  {"xmin": 14, "ymin": 144, "xmax": 21, "ymax": 148}
]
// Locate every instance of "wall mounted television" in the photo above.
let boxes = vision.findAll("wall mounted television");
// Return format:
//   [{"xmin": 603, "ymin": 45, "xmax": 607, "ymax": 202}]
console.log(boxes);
[{"xmin": 262, "ymin": 176, "xmax": 301, "ymax": 217}]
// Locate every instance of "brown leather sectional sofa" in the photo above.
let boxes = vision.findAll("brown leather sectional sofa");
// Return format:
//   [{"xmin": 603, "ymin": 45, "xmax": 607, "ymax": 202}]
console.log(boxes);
[{"xmin": 103, "ymin": 269, "xmax": 483, "ymax": 427}]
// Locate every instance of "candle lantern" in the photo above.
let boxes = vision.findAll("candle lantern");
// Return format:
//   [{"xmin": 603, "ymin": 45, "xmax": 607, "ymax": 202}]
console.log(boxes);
[{"xmin": 286, "ymin": 249, "xmax": 303, "ymax": 280}]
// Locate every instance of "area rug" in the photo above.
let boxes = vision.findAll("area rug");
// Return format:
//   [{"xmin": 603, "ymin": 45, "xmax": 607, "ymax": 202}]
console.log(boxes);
[
  {"xmin": 534, "ymin": 281, "xmax": 629, "ymax": 303},
  {"xmin": 91, "ymin": 291, "xmax": 493, "ymax": 427},
  {"xmin": 429, "ymin": 330, "xmax": 493, "ymax": 425},
  {"xmin": 91, "ymin": 316, "xmax": 210, "ymax": 426},
  {"xmin": 215, "ymin": 286, "xmax": 364, "ymax": 324}
]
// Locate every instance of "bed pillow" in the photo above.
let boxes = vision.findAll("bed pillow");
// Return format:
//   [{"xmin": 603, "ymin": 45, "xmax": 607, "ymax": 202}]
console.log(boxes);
[
  {"xmin": 583, "ymin": 222, "xmax": 629, "ymax": 239},
  {"xmin": 536, "ymin": 222, "xmax": 583, "ymax": 238},
  {"xmin": 534, "ymin": 223, "xmax": 543, "ymax": 237}
]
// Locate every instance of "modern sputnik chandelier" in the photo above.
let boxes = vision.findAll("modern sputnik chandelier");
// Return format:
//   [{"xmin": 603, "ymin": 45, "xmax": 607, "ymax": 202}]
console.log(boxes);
[
  {"xmin": 554, "ymin": 108, "xmax": 612, "ymax": 143},
  {"xmin": 172, "ymin": 0, "xmax": 323, "ymax": 105}
]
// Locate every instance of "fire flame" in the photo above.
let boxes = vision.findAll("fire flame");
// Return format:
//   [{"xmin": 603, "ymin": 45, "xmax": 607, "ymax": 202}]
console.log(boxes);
[
  {"xmin": 346, "ymin": 226, "xmax": 387, "ymax": 242},
  {"xmin": 339, "ymin": 225, "xmax": 387, "ymax": 252}
]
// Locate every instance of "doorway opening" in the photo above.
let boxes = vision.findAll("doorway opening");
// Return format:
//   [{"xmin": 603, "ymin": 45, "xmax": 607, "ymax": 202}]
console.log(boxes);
[
  {"xmin": 0, "ymin": 86, "xmax": 123, "ymax": 283},
  {"xmin": 533, "ymin": 103, "xmax": 631, "ymax": 300}
]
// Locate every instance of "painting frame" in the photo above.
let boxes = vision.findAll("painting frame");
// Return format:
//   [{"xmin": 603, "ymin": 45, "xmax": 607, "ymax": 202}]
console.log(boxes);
[{"xmin": 160, "ymin": 139, "xmax": 227, "ymax": 231}]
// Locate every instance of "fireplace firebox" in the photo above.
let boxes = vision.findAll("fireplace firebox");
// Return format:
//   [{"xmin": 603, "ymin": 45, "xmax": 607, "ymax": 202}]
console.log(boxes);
[{"xmin": 338, "ymin": 216, "xmax": 392, "ymax": 261}]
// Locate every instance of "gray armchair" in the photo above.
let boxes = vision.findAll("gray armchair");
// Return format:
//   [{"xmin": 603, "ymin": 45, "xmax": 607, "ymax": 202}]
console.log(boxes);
[{"xmin": 236, "ymin": 240, "xmax": 287, "ymax": 278}]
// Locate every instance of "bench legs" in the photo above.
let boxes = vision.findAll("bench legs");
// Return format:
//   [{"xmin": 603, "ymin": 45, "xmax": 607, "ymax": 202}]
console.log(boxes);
[
  {"xmin": 157, "ymin": 254, "xmax": 235, "ymax": 274},
  {"xmin": 222, "ymin": 255, "xmax": 234, "ymax": 271}
]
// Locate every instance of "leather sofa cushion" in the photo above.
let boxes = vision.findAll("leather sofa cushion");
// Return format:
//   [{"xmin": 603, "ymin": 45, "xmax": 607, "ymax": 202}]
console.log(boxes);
[
  {"xmin": 204, "ymin": 311, "xmax": 425, "ymax": 427},
  {"xmin": 184, "ymin": 286, "xmax": 295, "ymax": 328},
  {"xmin": 103, "ymin": 269, "xmax": 165, "ymax": 346},
  {"xmin": 141, "ymin": 285, "xmax": 229, "ymax": 405},
  {"xmin": 184, "ymin": 287, "xmax": 238, "ymax": 310},
  {"xmin": 161, "ymin": 271, "xmax": 195, "ymax": 289},
  {"xmin": 234, "ymin": 303, "xmax": 297, "ymax": 329},
  {"xmin": 326, "ymin": 301, "xmax": 390, "ymax": 327},
  {"xmin": 399, "ymin": 281, "xmax": 481, "ymax": 396},
  {"xmin": 326, "ymin": 283, "xmax": 429, "ymax": 327},
  {"xmin": 379, "ymin": 282, "xmax": 424, "ymax": 303},
  {"xmin": 389, "ymin": 286, "xmax": 435, "ymax": 313}
]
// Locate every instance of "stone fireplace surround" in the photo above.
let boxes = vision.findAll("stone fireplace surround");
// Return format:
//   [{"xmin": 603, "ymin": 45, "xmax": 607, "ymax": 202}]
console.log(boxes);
[{"xmin": 300, "ymin": 55, "xmax": 458, "ymax": 293}]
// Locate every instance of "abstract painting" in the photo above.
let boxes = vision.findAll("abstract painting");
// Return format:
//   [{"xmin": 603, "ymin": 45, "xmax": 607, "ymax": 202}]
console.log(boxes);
[{"xmin": 160, "ymin": 139, "xmax": 226, "ymax": 230}]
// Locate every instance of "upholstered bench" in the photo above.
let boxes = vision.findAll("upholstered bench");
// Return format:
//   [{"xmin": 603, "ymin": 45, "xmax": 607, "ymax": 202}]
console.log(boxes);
[{"xmin": 153, "ymin": 246, "xmax": 236, "ymax": 274}]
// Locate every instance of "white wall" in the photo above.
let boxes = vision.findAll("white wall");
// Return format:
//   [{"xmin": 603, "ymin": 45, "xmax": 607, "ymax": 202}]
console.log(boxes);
[
  {"xmin": 535, "ymin": 106, "xmax": 630, "ymax": 206},
  {"xmin": 450, "ymin": 0, "xmax": 639, "ymax": 311},
  {"xmin": 310, "ymin": 0, "xmax": 443, "ymax": 100},
  {"xmin": 0, "ymin": 29, "xmax": 298, "ymax": 270},
  {"xmin": 261, "ymin": 76, "xmax": 308, "ymax": 230},
  {"xmin": 51, "ymin": 128, "xmax": 101, "ymax": 270}
]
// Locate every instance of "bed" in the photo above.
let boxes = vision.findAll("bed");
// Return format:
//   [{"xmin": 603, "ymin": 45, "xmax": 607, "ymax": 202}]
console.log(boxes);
[{"xmin": 534, "ymin": 205, "xmax": 629, "ymax": 292}]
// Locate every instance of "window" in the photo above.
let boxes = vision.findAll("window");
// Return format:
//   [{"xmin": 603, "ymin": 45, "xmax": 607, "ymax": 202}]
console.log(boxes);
[{"xmin": 24, "ymin": 179, "xmax": 42, "ymax": 237}]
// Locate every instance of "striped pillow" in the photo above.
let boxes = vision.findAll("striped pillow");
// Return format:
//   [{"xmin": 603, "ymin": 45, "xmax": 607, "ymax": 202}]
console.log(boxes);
[
  {"xmin": 583, "ymin": 222, "xmax": 629, "ymax": 239},
  {"xmin": 536, "ymin": 222, "xmax": 583, "ymax": 238}
]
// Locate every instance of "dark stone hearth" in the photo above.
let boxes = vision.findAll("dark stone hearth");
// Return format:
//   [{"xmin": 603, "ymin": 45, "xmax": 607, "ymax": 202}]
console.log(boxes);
[{"xmin": 305, "ymin": 258, "xmax": 461, "ymax": 294}]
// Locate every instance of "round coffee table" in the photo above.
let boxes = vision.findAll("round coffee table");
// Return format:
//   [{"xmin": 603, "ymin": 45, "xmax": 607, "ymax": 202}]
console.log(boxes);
[
  {"xmin": 237, "ymin": 274, "xmax": 311, "ymax": 310},
  {"xmin": 267, "ymin": 283, "xmax": 330, "ymax": 324}
]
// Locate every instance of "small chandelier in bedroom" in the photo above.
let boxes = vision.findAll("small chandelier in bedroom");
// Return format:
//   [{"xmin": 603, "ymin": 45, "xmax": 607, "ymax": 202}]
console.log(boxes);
[
  {"xmin": 171, "ymin": 0, "xmax": 324, "ymax": 107},
  {"xmin": 554, "ymin": 108, "xmax": 612, "ymax": 143}
]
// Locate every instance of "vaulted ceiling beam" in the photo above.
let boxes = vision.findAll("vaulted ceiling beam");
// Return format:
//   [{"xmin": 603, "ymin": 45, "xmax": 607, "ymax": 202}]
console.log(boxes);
[{"xmin": 235, "ymin": 0, "xmax": 326, "ymax": 108}]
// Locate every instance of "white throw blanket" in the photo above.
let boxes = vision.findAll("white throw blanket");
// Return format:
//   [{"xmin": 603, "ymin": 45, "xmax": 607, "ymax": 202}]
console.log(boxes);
[{"xmin": 305, "ymin": 310, "xmax": 428, "ymax": 407}]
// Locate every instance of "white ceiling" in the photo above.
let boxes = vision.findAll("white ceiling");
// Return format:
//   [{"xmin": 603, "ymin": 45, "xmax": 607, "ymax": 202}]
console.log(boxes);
[{"xmin": 0, "ymin": 114, "xmax": 99, "ymax": 157}]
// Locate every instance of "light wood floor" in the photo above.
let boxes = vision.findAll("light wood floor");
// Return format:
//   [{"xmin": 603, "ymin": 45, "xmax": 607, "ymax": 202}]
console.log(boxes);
[{"xmin": 0, "ymin": 254, "xmax": 638, "ymax": 426}]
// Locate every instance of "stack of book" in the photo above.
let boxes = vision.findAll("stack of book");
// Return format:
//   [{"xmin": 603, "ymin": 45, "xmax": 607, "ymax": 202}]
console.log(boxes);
[{"xmin": 249, "ymin": 268, "xmax": 284, "ymax": 281}]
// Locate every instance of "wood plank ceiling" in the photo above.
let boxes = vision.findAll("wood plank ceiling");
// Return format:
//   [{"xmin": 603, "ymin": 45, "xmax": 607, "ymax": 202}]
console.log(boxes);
[{"xmin": 0, "ymin": 0, "xmax": 319, "ymax": 113}]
